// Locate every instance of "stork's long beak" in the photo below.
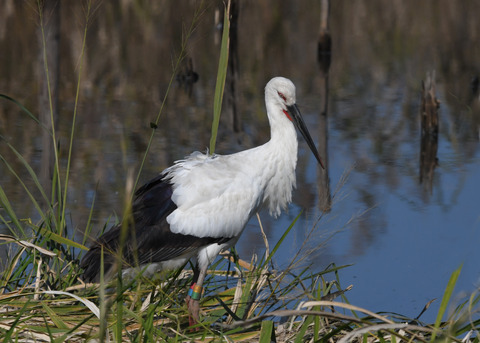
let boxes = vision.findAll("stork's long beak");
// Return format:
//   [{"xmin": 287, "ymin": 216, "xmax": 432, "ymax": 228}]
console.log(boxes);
[{"xmin": 287, "ymin": 104, "xmax": 325, "ymax": 169}]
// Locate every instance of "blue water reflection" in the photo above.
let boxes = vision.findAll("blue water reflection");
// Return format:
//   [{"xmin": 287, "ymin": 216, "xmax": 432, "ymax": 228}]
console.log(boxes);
[{"xmin": 237, "ymin": 102, "xmax": 480, "ymax": 322}]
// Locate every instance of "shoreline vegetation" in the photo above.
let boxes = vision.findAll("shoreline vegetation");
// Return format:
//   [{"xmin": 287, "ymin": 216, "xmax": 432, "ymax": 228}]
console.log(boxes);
[{"xmin": 0, "ymin": 1, "xmax": 478, "ymax": 341}]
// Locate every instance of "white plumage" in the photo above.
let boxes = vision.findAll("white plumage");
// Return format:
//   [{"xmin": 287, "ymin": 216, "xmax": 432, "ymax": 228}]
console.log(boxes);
[{"xmin": 81, "ymin": 76, "xmax": 324, "ymax": 323}]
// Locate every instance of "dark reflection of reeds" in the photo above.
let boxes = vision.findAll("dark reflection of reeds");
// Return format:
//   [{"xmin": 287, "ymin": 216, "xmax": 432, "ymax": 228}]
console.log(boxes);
[
  {"xmin": 317, "ymin": 0, "xmax": 332, "ymax": 79},
  {"xmin": 419, "ymin": 71, "xmax": 439, "ymax": 196},
  {"xmin": 316, "ymin": 0, "xmax": 332, "ymax": 212},
  {"xmin": 224, "ymin": 0, "xmax": 241, "ymax": 135},
  {"xmin": 175, "ymin": 57, "xmax": 198, "ymax": 98}
]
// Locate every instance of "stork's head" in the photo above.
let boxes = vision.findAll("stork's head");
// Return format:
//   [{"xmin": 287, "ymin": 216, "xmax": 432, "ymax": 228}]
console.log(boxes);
[
  {"xmin": 265, "ymin": 77, "xmax": 325, "ymax": 169},
  {"xmin": 266, "ymin": 76, "xmax": 297, "ymax": 108}
]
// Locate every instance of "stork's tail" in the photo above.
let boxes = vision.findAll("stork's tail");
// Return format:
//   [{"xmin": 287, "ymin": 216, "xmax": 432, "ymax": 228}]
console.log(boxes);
[{"xmin": 80, "ymin": 225, "xmax": 123, "ymax": 283}]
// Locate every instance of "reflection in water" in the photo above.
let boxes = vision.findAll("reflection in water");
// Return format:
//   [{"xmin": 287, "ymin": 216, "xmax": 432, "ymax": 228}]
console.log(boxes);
[
  {"xmin": 224, "ymin": 0, "xmax": 241, "ymax": 135},
  {"xmin": 316, "ymin": 0, "xmax": 332, "ymax": 212},
  {"xmin": 175, "ymin": 57, "xmax": 199, "ymax": 98},
  {"xmin": 419, "ymin": 71, "xmax": 439, "ymax": 197},
  {"xmin": 317, "ymin": 0, "xmax": 332, "ymax": 78},
  {"xmin": 468, "ymin": 76, "xmax": 480, "ymax": 141}
]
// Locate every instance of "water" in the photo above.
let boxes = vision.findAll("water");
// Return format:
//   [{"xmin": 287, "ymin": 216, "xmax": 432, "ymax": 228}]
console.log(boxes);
[{"xmin": 1, "ymin": 1, "xmax": 479, "ymax": 323}]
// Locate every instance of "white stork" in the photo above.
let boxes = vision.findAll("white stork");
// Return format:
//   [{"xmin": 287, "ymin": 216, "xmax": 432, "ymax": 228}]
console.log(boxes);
[{"xmin": 80, "ymin": 76, "xmax": 324, "ymax": 323}]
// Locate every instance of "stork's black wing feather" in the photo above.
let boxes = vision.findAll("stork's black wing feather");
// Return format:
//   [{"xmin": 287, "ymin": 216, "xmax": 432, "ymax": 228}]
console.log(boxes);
[{"xmin": 81, "ymin": 175, "xmax": 229, "ymax": 282}]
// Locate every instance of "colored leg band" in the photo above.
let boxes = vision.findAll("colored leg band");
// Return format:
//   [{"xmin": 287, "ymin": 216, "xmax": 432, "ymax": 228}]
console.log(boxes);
[
  {"xmin": 188, "ymin": 283, "xmax": 195, "ymax": 297},
  {"xmin": 191, "ymin": 284, "xmax": 203, "ymax": 301}
]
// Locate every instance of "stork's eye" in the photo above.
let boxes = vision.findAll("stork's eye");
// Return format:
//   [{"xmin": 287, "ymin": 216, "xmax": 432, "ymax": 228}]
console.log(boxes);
[{"xmin": 278, "ymin": 92, "xmax": 287, "ymax": 101}]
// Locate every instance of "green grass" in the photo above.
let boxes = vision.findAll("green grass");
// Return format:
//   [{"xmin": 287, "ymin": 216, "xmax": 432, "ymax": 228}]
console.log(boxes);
[{"xmin": 1, "ymin": 0, "xmax": 480, "ymax": 342}]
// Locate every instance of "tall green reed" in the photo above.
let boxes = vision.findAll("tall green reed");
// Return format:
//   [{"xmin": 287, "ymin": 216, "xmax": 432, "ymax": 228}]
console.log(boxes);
[{"xmin": 209, "ymin": 0, "xmax": 231, "ymax": 154}]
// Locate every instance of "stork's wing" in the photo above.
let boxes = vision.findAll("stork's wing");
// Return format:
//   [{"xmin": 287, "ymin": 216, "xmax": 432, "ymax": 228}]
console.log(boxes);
[
  {"xmin": 131, "ymin": 175, "xmax": 230, "ymax": 264},
  {"xmin": 81, "ymin": 175, "xmax": 229, "ymax": 282},
  {"xmin": 163, "ymin": 151, "xmax": 264, "ymax": 239}
]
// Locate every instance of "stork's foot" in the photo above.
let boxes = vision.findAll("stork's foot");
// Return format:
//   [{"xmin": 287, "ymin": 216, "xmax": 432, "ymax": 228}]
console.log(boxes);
[
  {"xmin": 186, "ymin": 295, "xmax": 200, "ymax": 327},
  {"xmin": 185, "ymin": 283, "xmax": 203, "ymax": 327}
]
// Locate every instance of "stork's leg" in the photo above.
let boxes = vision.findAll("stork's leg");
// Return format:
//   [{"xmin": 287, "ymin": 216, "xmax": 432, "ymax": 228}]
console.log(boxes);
[{"xmin": 186, "ymin": 264, "xmax": 207, "ymax": 325}]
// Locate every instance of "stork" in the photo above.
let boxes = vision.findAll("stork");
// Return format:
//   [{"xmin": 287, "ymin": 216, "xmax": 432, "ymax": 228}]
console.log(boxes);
[{"xmin": 80, "ymin": 76, "xmax": 324, "ymax": 324}]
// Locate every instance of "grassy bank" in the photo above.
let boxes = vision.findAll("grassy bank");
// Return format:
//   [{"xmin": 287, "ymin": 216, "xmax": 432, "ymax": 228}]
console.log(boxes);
[{"xmin": 0, "ymin": 226, "xmax": 478, "ymax": 342}]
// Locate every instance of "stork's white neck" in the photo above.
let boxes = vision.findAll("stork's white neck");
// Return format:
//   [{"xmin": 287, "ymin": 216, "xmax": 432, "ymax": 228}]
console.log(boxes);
[{"xmin": 259, "ymin": 100, "xmax": 299, "ymax": 217}]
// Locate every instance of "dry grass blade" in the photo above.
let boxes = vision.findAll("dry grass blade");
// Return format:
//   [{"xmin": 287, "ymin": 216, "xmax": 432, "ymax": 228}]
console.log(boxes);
[
  {"xmin": 42, "ymin": 290, "xmax": 100, "ymax": 318},
  {"xmin": 257, "ymin": 212, "xmax": 269, "ymax": 259},
  {"xmin": 223, "ymin": 309, "xmax": 366, "ymax": 330},
  {"xmin": 338, "ymin": 323, "xmax": 433, "ymax": 343},
  {"xmin": 300, "ymin": 300, "xmax": 393, "ymax": 324},
  {"xmin": 0, "ymin": 234, "xmax": 56, "ymax": 257}
]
